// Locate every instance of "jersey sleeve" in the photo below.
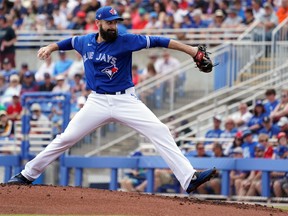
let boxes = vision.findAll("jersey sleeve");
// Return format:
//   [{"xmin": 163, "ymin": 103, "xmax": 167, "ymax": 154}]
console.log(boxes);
[
  {"xmin": 71, "ymin": 35, "xmax": 85, "ymax": 54},
  {"xmin": 122, "ymin": 34, "xmax": 170, "ymax": 52}
]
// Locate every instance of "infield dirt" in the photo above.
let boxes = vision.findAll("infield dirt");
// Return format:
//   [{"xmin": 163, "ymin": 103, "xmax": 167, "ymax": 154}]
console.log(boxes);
[{"xmin": 0, "ymin": 184, "xmax": 286, "ymax": 215}]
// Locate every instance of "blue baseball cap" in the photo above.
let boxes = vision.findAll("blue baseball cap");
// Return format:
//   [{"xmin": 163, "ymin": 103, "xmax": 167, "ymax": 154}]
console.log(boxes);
[{"xmin": 95, "ymin": 6, "xmax": 123, "ymax": 21}]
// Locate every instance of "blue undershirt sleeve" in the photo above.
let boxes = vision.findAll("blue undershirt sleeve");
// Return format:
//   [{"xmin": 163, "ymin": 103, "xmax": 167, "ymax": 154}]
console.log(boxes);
[{"xmin": 56, "ymin": 38, "xmax": 73, "ymax": 50}]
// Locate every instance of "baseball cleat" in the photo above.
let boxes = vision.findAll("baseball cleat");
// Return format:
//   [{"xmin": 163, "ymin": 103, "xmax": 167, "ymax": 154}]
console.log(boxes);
[
  {"xmin": 186, "ymin": 167, "xmax": 216, "ymax": 194},
  {"xmin": 7, "ymin": 173, "xmax": 33, "ymax": 185}
]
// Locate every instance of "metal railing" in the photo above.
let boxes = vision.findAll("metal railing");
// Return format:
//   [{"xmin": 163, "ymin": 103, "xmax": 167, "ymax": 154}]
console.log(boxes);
[{"xmin": 15, "ymin": 27, "xmax": 247, "ymax": 47}]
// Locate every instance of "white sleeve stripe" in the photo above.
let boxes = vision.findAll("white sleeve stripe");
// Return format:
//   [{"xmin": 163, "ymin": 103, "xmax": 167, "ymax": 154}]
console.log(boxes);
[
  {"xmin": 146, "ymin": 36, "xmax": 150, "ymax": 49},
  {"xmin": 71, "ymin": 36, "xmax": 76, "ymax": 48}
]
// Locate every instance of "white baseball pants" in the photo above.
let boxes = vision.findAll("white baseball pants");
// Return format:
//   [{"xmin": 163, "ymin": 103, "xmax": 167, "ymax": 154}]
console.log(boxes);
[{"xmin": 22, "ymin": 88, "xmax": 195, "ymax": 190}]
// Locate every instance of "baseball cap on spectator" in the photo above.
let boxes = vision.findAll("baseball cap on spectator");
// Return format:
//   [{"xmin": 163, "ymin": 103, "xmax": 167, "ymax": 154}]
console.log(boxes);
[
  {"xmin": 0, "ymin": 110, "xmax": 7, "ymax": 117},
  {"xmin": 255, "ymin": 100, "xmax": 263, "ymax": 106},
  {"xmin": 191, "ymin": 9, "xmax": 202, "ymax": 17},
  {"xmin": 278, "ymin": 117, "xmax": 288, "ymax": 127},
  {"xmin": 235, "ymin": 131, "xmax": 243, "ymax": 139},
  {"xmin": 232, "ymin": 147, "xmax": 243, "ymax": 154},
  {"xmin": 24, "ymin": 71, "xmax": 33, "ymax": 78},
  {"xmin": 56, "ymin": 74, "xmax": 65, "ymax": 81},
  {"xmin": 0, "ymin": 15, "xmax": 7, "ymax": 22},
  {"xmin": 277, "ymin": 132, "xmax": 286, "ymax": 139},
  {"xmin": 242, "ymin": 129, "xmax": 252, "ymax": 138},
  {"xmin": 122, "ymin": 12, "xmax": 131, "ymax": 20},
  {"xmin": 150, "ymin": 12, "xmax": 158, "ymax": 19},
  {"xmin": 77, "ymin": 11, "xmax": 86, "ymax": 19},
  {"xmin": 95, "ymin": 6, "xmax": 123, "ymax": 21},
  {"xmin": 31, "ymin": 103, "xmax": 41, "ymax": 111},
  {"xmin": 213, "ymin": 114, "xmax": 222, "ymax": 122},
  {"xmin": 263, "ymin": 2, "xmax": 273, "ymax": 9},
  {"xmin": 215, "ymin": 9, "xmax": 224, "ymax": 17},
  {"xmin": 263, "ymin": 116, "xmax": 271, "ymax": 124},
  {"xmin": 10, "ymin": 74, "xmax": 20, "ymax": 82},
  {"xmin": 44, "ymin": 73, "xmax": 51, "ymax": 79},
  {"xmin": 139, "ymin": 8, "xmax": 146, "ymax": 16},
  {"xmin": 255, "ymin": 143, "xmax": 265, "ymax": 152},
  {"xmin": 21, "ymin": 63, "xmax": 28, "ymax": 68}
]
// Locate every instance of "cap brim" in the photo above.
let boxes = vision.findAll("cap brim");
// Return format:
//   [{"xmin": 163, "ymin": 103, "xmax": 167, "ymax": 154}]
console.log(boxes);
[{"xmin": 101, "ymin": 16, "xmax": 123, "ymax": 21}]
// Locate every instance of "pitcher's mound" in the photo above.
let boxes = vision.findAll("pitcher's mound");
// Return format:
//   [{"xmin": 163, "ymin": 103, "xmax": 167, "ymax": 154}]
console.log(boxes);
[{"xmin": 0, "ymin": 184, "xmax": 285, "ymax": 215}]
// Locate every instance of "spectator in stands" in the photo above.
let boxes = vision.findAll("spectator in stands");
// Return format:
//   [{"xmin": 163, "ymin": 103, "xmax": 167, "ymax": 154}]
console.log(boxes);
[
  {"xmin": 206, "ymin": 0, "xmax": 220, "ymax": 17},
  {"xmin": 145, "ymin": 11, "xmax": 163, "ymax": 29},
  {"xmin": 242, "ymin": 7, "xmax": 255, "ymax": 26},
  {"xmin": 241, "ymin": 129, "xmax": 258, "ymax": 158},
  {"xmin": 85, "ymin": 11, "xmax": 98, "ymax": 33},
  {"xmin": 233, "ymin": 0, "xmax": 245, "ymax": 20},
  {"xmin": 46, "ymin": 15, "xmax": 57, "ymax": 30},
  {"xmin": 0, "ymin": 110, "xmax": 13, "ymax": 138},
  {"xmin": 141, "ymin": 51, "xmax": 161, "ymax": 76},
  {"xmin": 39, "ymin": 73, "xmax": 55, "ymax": 92},
  {"xmin": 18, "ymin": 62, "xmax": 31, "ymax": 82},
  {"xmin": 180, "ymin": 12, "xmax": 193, "ymax": 28},
  {"xmin": 6, "ymin": 94, "xmax": 22, "ymax": 122},
  {"xmin": 20, "ymin": 5, "xmax": 37, "ymax": 31},
  {"xmin": 67, "ymin": 52, "xmax": 84, "ymax": 81},
  {"xmin": 0, "ymin": 15, "xmax": 17, "ymax": 69},
  {"xmin": 193, "ymin": 142, "xmax": 211, "ymax": 157},
  {"xmin": 53, "ymin": 51, "xmax": 73, "ymax": 77},
  {"xmin": 132, "ymin": 64, "xmax": 140, "ymax": 85},
  {"xmin": 247, "ymin": 100, "xmax": 267, "ymax": 134},
  {"xmin": 259, "ymin": 116, "xmax": 280, "ymax": 138},
  {"xmin": 52, "ymin": 5, "xmax": 69, "ymax": 30},
  {"xmin": 120, "ymin": 12, "xmax": 132, "ymax": 31},
  {"xmin": 257, "ymin": 133, "xmax": 274, "ymax": 158},
  {"xmin": 273, "ymin": 172, "xmax": 288, "ymax": 198},
  {"xmin": 191, "ymin": 9, "xmax": 210, "ymax": 28},
  {"xmin": 238, "ymin": 143, "xmax": 269, "ymax": 197},
  {"xmin": 37, "ymin": 0, "xmax": 54, "ymax": 15},
  {"xmin": 193, "ymin": 0, "xmax": 209, "ymax": 14},
  {"xmin": 35, "ymin": 56, "xmax": 55, "ymax": 83},
  {"xmin": 9, "ymin": 8, "xmax": 24, "ymax": 30},
  {"xmin": 0, "ymin": 58, "xmax": 18, "ymax": 82},
  {"xmin": 264, "ymin": 89, "xmax": 279, "ymax": 116},
  {"xmin": 163, "ymin": 12, "xmax": 176, "ymax": 29},
  {"xmin": 208, "ymin": 9, "xmax": 225, "ymax": 28},
  {"xmin": 153, "ymin": 1, "xmax": 166, "ymax": 23},
  {"xmin": 68, "ymin": 11, "xmax": 87, "ymax": 30},
  {"xmin": 222, "ymin": 7, "xmax": 243, "ymax": 28},
  {"xmin": 270, "ymin": 89, "xmax": 288, "ymax": 124},
  {"xmin": 274, "ymin": 132, "xmax": 288, "ymax": 159},
  {"xmin": 277, "ymin": 0, "xmax": 288, "ymax": 23},
  {"xmin": 258, "ymin": 2, "xmax": 278, "ymax": 41},
  {"xmin": 85, "ymin": 0, "xmax": 101, "ymax": 14},
  {"xmin": 224, "ymin": 131, "xmax": 244, "ymax": 156},
  {"xmin": 197, "ymin": 142, "xmax": 224, "ymax": 195},
  {"xmin": 277, "ymin": 117, "xmax": 288, "ymax": 137},
  {"xmin": 205, "ymin": 115, "xmax": 223, "ymax": 145},
  {"xmin": 70, "ymin": 73, "xmax": 86, "ymax": 104},
  {"xmin": 220, "ymin": 117, "xmax": 238, "ymax": 150},
  {"xmin": 35, "ymin": 14, "xmax": 47, "ymax": 32},
  {"xmin": 30, "ymin": 103, "xmax": 49, "ymax": 122},
  {"xmin": 252, "ymin": 0, "xmax": 265, "ymax": 20},
  {"xmin": 2, "ymin": 74, "xmax": 21, "ymax": 105},
  {"xmin": 229, "ymin": 147, "xmax": 249, "ymax": 196},
  {"xmin": 0, "ymin": 74, "xmax": 7, "ymax": 96},
  {"xmin": 132, "ymin": 7, "xmax": 148, "ymax": 30},
  {"xmin": 168, "ymin": 0, "xmax": 187, "ymax": 25},
  {"xmin": 20, "ymin": 71, "xmax": 39, "ymax": 95},
  {"xmin": 218, "ymin": 0, "xmax": 229, "ymax": 18},
  {"xmin": 52, "ymin": 74, "xmax": 70, "ymax": 93}
]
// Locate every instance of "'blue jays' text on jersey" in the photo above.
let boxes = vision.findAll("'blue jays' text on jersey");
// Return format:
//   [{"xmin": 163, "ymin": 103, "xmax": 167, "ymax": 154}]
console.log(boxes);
[{"xmin": 71, "ymin": 33, "xmax": 170, "ymax": 93}]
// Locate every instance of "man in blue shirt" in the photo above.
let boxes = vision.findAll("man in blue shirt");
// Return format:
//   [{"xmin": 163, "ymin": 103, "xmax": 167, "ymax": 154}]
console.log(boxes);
[
  {"xmin": 205, "ymin": 114, "xmax": 223, "ymax": 144},
  {"xmin": 241, "ymin": 129, "xmax": 258, "ymax": 158},
  {"xmin": 259, "ymin": 116, "xmax": 280, "ymax": 138},
  {"xmin": 7, "ymin": 6, "xmax": 216, "ymax": 194},
  {"xmin": 264, "ymin": 89, "xmax": 279, "ymax": 115}
]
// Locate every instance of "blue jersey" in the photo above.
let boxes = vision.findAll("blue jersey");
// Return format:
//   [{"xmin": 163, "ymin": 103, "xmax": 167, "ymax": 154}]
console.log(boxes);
[
  {"xmin": 71, "ymin": 33, "xmax": 170, "ymax": 93},
  {"xmin": 242, "ymin": 141, "xmax": 258, "ymax": 158},
  {"xmin": 259, "ymin": 125, "xmax": 280, "ymax": 138},
  {"xmin": 264, "ymin": 100, "xmax": 279, "ymax": 115}
]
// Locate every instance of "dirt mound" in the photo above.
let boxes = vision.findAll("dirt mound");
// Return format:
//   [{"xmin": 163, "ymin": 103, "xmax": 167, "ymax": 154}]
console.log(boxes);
[{"xmin": 0, "ymin": 184, "xmax": 285, "ymax": 215}]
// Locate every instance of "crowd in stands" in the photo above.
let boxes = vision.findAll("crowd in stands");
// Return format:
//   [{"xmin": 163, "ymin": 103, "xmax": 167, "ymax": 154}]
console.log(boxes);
[{"xmin": 0, "ymin": 0, "xmax": 287, "ymax": 34}]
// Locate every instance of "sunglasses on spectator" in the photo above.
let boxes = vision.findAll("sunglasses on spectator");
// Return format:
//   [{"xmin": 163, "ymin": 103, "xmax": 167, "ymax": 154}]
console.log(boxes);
[
  {"xmin": 282, "ymin": 94, "xmax": 288, "ymax": 98},
  {"xmin": 259, "ymin": 139, "xmax": 268, "ymax": 142}
]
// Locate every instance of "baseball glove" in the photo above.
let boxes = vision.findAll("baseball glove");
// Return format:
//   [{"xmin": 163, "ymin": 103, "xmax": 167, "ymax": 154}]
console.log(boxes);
[{"xmin": 193, "ymin": 45, "xmax": 215, "ymax": 73}]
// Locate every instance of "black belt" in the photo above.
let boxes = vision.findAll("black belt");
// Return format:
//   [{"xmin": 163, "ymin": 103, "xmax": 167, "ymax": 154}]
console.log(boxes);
[{"xmin": 96, "ymin": 90, "xmax": 126, "ymax": 95}]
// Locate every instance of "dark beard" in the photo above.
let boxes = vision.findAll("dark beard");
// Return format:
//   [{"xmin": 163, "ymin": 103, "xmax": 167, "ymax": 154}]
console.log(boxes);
[{"xmin": 99, "ymin": 25, "xmax": 118, "ymax": 42}]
